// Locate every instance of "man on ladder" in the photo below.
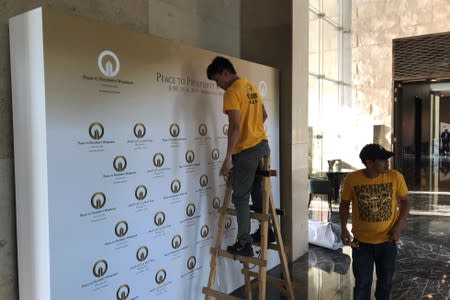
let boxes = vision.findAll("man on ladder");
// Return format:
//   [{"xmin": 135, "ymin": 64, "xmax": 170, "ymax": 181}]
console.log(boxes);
[{"xmin": 207, "ymin": 56, "xmax": 272, "ymax": 257}]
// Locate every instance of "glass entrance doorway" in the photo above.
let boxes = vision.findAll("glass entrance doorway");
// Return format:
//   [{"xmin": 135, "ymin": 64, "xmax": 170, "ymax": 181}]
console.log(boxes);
[{"xmin": 394, "ymin": 81, "xmax": 450, "ymax": 192}]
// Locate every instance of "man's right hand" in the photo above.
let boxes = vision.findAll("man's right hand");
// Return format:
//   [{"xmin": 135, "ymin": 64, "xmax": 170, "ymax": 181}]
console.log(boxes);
[{"xmin": 341, "ymin": 227, "xmax": 351, "ymax": 246}]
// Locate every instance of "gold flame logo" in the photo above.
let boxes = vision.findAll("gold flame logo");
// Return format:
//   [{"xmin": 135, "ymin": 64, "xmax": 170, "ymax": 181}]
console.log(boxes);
[
  {"xmin": 135, "ymin": 185, "xmax": 147, "ymax": 201},
  {"xmin": 90, "ymin": 192, "xmax": 106, "ymax": 209},
  {"xmin": 171, "ymin": 179, "xmax": 181, "ymax": 194},
  {"xmin": 155, "ymin": 269, "xmax": 167, "ymax": 285},
  {"xmin": 185, "ymin": 150, "xmax": 195, "ymax": 164},
  {"xmin": 200, "ymin": 175, "xmax": 208, "ymax": 187},
  {"xmin": 88, "ymin": 122, "xmax": 104, "ymax": 140},
  {"xmin": 93, "ymin": 259, "xmax": 108, "ymax": 278},
  {"xmin": 212, "ymin": 197, "xmax": 221, "ymax": 209},
  {"xmin": 186, "ymin": 203, "xmax": 196, "ymax": 217},
  {"xmin": 115, "ymin": 220, "xmax": 128, "ymax": 238},
  {"xmin": 154, "ymin": 211, "xmax": 166, "ymax": 226},
  {"xmin": 225, "ymin": 217, "xmax": 232, "ymax": 230},
  {"xmin": 200, "ymin": 225, "xmax": 209, "ymax": 238},
  {"xmin": 136, "ymin": 246, "xmax": 149, "ymax": 262},
  {"xmin": 198, "ymin": 123, "xmax": 208, "ymax": 136},
  {"xmin": 171, "ymin": 234, "xmax": 182, "ymax": 249},
  {"xmin": 153, "ymin": 152, "xmax": 165, "ymax": 168},
  {"xmin": 211, "ymin": 148, "xmax": 220, "ymax": 161},
  {"xmin": 169, "ymin": 123, "xmax": 180, "ymax": 138},
  {"xmin": 113, "ymin": 155, "xmax": 127, "ymax": 172},
  {"xmin": 116, "ymin": 284, "xmax": 130, "ymax": 300},
  {"xmin": 187, "ymin": 256, "xmax": 197, "ymax": 270},
  {"xmin": 133, "ymin": 123, "xmax": 146, "ymax": 139}
]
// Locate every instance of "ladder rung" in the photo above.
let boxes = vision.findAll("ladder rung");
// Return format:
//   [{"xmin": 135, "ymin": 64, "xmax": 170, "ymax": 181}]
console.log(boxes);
[
  {"xmin": 202, "ymin": 287, "xmax": 241, "ymax": 299},
  {"xmin": 220, "ymin": 208, "xmax": 270, "ymax": 222},
  {"xmin": 210, "ymin": 247, "xmax": 267, "ymax": 266},
  {"xmin": 246, "ymin": 271, "xmax": 301, "ymax": 299},
  {"xmin": 255, "ymin": 169, "xmax": 277, "ymax": 177},
  {"xmin": 249, "ymin": 205, "xmax": 285, "ymax": 216},
  {"xmin": 253, "ymin": 241, "xmax": 282, "ymax": 251}
]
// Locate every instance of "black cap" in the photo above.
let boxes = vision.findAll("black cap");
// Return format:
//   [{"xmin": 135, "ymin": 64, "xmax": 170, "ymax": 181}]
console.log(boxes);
[{"xmin": 359, "ymin": 144, "xmax": 394, "ymax": 161}]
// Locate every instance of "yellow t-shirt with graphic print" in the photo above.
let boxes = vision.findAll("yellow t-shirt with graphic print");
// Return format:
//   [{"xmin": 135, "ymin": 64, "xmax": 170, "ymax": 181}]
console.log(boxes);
[
  {"xmin": 341, "ymin": 169, "xmax": 409, "ymax": 244},
  {"xmin": 223, "ymin": 78, "xmax": 267, "ymax": 154}
]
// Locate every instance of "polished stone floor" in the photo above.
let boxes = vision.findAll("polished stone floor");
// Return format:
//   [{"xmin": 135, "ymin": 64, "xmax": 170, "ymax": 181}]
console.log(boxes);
[{"xmin": 231, "ymin": 192, "xmax": 450, "ymax": 299}]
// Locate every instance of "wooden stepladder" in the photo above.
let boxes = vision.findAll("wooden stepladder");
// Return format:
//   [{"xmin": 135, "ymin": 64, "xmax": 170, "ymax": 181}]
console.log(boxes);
[{"xmin": 202, "ymin": 157, "xmax": 295, "ymax": 300}]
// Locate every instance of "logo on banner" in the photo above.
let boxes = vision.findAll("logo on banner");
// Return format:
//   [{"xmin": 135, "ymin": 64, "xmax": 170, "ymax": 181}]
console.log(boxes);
[
  {"xmin": 171, "ymin": 179, "xmax": 181, "ymax": 194},
  {"xmin": 211, "ymin": 148, "xmax": 220, "ymax": 161},
  {"xmin": 212, "ymin": 197, "xmax": 221, "ymax": 209},
  {"xmin": 90, "ymin": 192, "xmax": 106, "ymax": 209},
  {"xmin": 89, "ymin": 122, "xmax": 104, "ymax": 140},
  {"xmin": 198, "ymin": 123, "xmax": 208, "ymax": 136},
  {"xmin": 186, "ymin": 203, "xmax": 196, "ymax": 217},
  {"xmin": 98, "ymin": 50, "xmax": 120, "ymax": 78},
  {"xmin": 153, "ymin": 153, "xmax": 165, "ymax": 168},
  {"xmin": 223, "ymin": 124, "xmax": 229, "ymax": 136},
  {"xmin": 187, "ymin": 256, "xmax": 197, "ymax": 270},
  {"xmin": 200, "ymin": 225, "xmax": 209, "ymax": 238},
  {"xmin": 258, "ymin": 80, "xmax": 268, "ymax": 97},
  {"xmin": 135, "ymin": 185, "xmax": 147, "ymax": 201},
  {"xmin": 171, "ymin": 234, "xmax": 182, "ymax": 249},
  {"xmin": 115, "ymin": 220, "xmax": 129, "ymax": 238},
  {"xmin": 169, "ymin": 123, "xmax": 180, "ymax": 137},
  {"xmin": 116, "ymin": 284, "xmax": 130, "ymax": 300},
  {"xmin": 185, "ymin": 150, "xmax": 195, "ymax": 164},
  {"xmin": 155, "ymin": 269, "xmax": 167, "ymax": 285},
  {"xmin": 133, "ymin": 123, "xmax": 146, "ymax": 139},
  {"xmin": 200, "ymin": 175, "xmax": 208, "ymax": 187},
  {"xmin": 136, "ymin": 246, "xmax": 149, "ymax": 262},
  {"xmin": 154, "ymin": 211, "xmax": 166, "ymax": 226},
  {"xmin": 93, "ymin": 259, "xmax": 108, "ymax": 278},
  {"xmin": 225, "ymin": 217, "xmax": 232, "ymax": 230},
  {"xmin": 113, "ymin": 155, "xmax": 127, "ymax": 172}
]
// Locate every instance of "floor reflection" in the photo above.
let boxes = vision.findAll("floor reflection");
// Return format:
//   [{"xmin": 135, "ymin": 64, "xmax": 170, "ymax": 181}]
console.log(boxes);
[{"xmin": 231, "ymin": 192, "xmax": 450, "ymax": 299}]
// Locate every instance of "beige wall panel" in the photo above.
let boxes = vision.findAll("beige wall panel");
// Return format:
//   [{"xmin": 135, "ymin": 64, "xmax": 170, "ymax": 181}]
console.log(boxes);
[{"xmin": 148, "ymin": 0, "xmax": 240, "ymax": 57}]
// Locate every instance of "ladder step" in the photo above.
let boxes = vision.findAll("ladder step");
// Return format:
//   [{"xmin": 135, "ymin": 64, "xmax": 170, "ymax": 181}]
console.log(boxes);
[
  {"xmin": 219, "ymin": 208, "xmax": 270, "ymax": 222},
  {"xmin": 210, "ymin": 247, "xmax": 267, "ymax": 266},
  {"xmin": 255, "ymin": 169, "xmax": 277, "ymax": 177},
  {"xmin": 246, "ymin": 271, "xmax": 300, "ymax": 298},
  {"xmin": 202, "ymin": 287, "xmax": 241, "ymax": 300},
  {"xmin": 250, "ymin": 205, "xmax": 285, "ymax": 216}
]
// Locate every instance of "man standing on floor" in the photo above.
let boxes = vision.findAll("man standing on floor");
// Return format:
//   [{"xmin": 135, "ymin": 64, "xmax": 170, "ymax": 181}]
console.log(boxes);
[
  {"xmin": 206, "ymin": 56, "xmax": 271, "ymax": 257},
  {"xmin": 340, "ymin": 143, "xmax": 411, "ymax": 300}
]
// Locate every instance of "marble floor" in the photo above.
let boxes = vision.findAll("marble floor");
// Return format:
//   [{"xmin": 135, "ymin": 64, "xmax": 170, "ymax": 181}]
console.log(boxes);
[{"xmin": 231, "ymin": 192, "xmax": 450, "ymax": 299}]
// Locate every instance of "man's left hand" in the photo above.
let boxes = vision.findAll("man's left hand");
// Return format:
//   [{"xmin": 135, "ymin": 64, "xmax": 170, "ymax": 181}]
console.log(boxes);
[{"xmin": 220, "ymin": 157, "xmax": 231, "ymax": 176}]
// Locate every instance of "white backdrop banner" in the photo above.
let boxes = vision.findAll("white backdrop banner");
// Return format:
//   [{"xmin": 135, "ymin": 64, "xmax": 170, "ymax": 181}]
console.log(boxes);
[{"xmin": 10, "ymin": 7, "xmax": 280, "ymax": 300}]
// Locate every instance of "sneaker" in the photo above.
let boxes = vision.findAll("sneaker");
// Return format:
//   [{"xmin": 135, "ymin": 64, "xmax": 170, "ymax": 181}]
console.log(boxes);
[
  {"xmin": 251, "ymin": 227, "xmax": 276, "ymax": 243},
  {"xmin": 227, "ymin": 241, "xmax": 254, "ymax": 257}
]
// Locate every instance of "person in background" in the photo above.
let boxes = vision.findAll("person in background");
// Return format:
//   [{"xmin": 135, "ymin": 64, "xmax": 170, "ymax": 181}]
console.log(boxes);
[
  {"xmin": 441, "ymin": 129, "xmax": 449, "ymax": 155},
  {"xmin": 206, "ymin": 56, "xmax": 272, "ymax": 257},
  {"xmin": 339, "ymin": 143, "xmax": 411, "ymax": 300}
]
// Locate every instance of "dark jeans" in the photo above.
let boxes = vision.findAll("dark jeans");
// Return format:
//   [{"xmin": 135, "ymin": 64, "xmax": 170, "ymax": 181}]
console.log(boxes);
[
  {"xmin": 231, "ymin": 140, "xmax": 270, "ymax": 244},
  {"xmin": 352, "ymin": 240, "xmax": 397, "ymax": 300}
]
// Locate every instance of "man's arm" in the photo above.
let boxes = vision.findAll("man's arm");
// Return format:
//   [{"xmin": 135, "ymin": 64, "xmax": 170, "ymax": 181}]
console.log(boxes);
[
  {"xmin": 388, "ymin": 194, "xmax": 411, "ymax": 243},
  {"xmin": 262, "ymin": 104, "xmax": 268, "ymax": 122},
  {"xmin": 220, "ymin": 110, "xmax": 240, "ymax": 176},
  {"xmin": 339, "ymin": 200, "xmax": 351, "ymax": 245}
]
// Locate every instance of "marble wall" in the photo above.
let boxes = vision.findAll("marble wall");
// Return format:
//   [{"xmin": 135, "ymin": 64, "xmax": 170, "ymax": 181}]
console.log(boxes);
[
  {"xmin": 352, "ymin": 0, "xmax": 450, "ymax": 146},
  {"xmin": 0, "ymin": 0, "xmax": 239, "ymax": 298}
]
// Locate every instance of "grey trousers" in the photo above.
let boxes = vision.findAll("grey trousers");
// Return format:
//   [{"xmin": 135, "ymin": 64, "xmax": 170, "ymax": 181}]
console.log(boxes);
[{"xmin": 231, "ymin": 140, "xmax": 270, "ymax": 244}]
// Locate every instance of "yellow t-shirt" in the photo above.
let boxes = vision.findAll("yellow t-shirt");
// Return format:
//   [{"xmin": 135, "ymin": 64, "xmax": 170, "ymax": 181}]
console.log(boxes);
[
  {"xmin": 341, "ymin": 169, "xmax": 409, "ymax": 244},
  {"xmin": 223, "ymin": 78, "xmax": 267, "ymax": 153}
]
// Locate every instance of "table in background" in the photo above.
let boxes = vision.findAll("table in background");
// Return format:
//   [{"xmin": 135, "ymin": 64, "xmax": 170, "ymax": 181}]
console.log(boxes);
[{"xmin": 325, "ymin": 169, "xmax": 352, "ymax": 202}]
